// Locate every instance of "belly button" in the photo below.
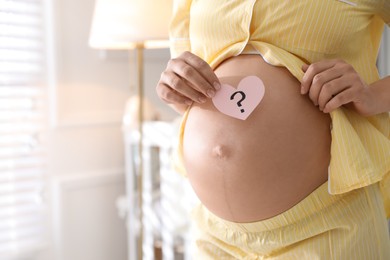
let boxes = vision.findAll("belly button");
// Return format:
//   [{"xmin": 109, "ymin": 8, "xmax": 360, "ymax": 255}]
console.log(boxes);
[{"xmin": 212, "ymin": 145, "xmax": 229, "ymax": 159}]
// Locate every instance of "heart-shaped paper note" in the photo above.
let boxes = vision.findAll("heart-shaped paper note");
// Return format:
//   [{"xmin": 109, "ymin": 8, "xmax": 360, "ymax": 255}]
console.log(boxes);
[{"xmin": 212, "ymin": 76, "xmax": 265, "ymax": 120}]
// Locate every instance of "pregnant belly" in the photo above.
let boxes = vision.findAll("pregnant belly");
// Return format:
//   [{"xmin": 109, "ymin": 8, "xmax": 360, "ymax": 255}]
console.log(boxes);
[{"xmin": 183, "ymin": 55, "xmax": 331, "ymax": 223}]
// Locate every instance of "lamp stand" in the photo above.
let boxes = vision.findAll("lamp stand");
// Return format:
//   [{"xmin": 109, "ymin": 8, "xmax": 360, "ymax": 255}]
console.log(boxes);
[{"xmin": 135, "ymin": 44, "xmax": 144, "ymax": 260}]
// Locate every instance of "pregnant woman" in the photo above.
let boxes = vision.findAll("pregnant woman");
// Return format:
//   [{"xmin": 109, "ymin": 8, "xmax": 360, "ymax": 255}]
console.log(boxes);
[{"xmin": 156, "ymin": 1, "xmax": 390, "ymax": 259}]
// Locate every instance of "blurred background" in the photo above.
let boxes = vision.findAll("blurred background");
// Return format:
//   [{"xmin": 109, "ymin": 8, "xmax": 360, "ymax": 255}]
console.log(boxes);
[{"xmin": 0, "ymin": 0, "xmax": 389, "ymax": 260}]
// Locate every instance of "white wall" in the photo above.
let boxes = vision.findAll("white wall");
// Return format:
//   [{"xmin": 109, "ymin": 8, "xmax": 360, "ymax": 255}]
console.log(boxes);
[
  {"xmin": 378, "ymin": 26, "xmax": 390, "ymax": 77},
  {"xmin": 38, "ymin": 0, "xmax": 175, "ymax": 259}
]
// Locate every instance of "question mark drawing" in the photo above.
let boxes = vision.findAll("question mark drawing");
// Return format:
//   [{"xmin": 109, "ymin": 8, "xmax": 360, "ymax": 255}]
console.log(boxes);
[
  {"xmin": 212, "ymin": 76, "xmax": 265, "ymax": 120},
  {"xmin": 230, "ymin": 91, "xmax": 246, "ymax": 113}
]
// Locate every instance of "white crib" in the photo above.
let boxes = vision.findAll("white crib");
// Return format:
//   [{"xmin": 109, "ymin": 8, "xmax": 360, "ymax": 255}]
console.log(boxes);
[{"xmin": 123, "ymin": 120, "xmax": 198, "ymax": 260}]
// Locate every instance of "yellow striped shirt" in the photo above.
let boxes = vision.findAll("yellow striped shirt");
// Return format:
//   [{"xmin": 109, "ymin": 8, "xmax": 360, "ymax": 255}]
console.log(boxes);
[{"xmin": 169, "ymin": 0, "xmax": 390, "ymax": 217}]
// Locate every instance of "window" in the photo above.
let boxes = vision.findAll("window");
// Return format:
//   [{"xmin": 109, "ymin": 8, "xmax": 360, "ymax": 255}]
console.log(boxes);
[{"xmin": 0, "ymin": 0, "xmax": 48, "ymax": 258}]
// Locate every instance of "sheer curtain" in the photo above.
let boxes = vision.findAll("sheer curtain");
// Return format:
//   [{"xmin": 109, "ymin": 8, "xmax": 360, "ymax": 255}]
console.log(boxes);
[{"xmin": 0, "ymin": 0, "xmax": 48, "ymax": 258}]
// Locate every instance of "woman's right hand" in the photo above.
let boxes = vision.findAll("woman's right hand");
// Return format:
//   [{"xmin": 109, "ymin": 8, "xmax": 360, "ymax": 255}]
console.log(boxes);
[{"xmin": 156, "ymin": 51, "xmax": 221, "ymax": 113}]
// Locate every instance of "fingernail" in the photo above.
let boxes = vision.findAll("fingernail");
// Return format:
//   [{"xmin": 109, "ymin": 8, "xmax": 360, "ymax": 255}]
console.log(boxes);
[
  {"xmin": 207, "ymin": 89, "xmax": 215, "ymax": 98},
  {"xmin": 300, "ymin": 86, "xmax": 305, "ymax": 94},
  {"xmin": 198, "ymin": 96, "xmax": 206, "ymax": 103},
  {"xmin": 214, "ymin": 82, "xmax": 221, "ymax": 90}
]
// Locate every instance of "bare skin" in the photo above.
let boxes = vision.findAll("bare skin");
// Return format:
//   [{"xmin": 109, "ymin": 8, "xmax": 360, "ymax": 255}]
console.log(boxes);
[
  {"xmin": 156, "ymin": 51, "xmax": 389, "ymax": 223},
  {"xmin": 182, "ymin": 55, "xmax": 331, "ymax": 222},
  {"xmin": 301, "ymin": 60, "xmax": 390, "ymax": 116}
]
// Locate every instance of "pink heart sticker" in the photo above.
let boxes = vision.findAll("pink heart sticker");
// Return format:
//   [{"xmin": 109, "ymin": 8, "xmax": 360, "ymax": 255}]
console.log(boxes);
[{"xmin": 212, "ymin": 76, "xmax": 265, "ymax": 120}]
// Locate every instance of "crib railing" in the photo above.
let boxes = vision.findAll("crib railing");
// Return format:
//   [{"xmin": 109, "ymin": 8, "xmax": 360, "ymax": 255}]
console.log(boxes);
[{"xmin": 123, "ymin": 120, "xmax": 197, "ymax": 260}]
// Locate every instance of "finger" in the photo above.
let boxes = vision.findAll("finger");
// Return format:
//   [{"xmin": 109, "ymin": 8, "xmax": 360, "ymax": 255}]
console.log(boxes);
[
  {"xmin": 308, "ymin": 67, "xmax": 344, "ymax": 106},
  {"xmin": 301, "ymin": 59, "xmax": 340, "ymax": 94},
  {"xmin": 174, "ymin": 61, "xmax": 217, "ymax": 98},
  {"xmin": 317, "ymin": 76, "xmax": 350, "ymax": 111},
  {"xmin": 168, "ymin": 57, "xmax": 217, "ymax": 98},
  {"xmin": 157, "ymin": 82, "xmax": 194, "ymax": 106},
  {"xmin": 160, "ymin": 71, "xmax": 207, "ymax": 103},
  {"xmin": 323, "ymin": 87, "xmax": 356, "ymax": 113},
  {"xmin": 301, "ymin": 63, "xmax": 309, "ymax": 72},
  {"xmin": 181, "ymin": 51, "xmax": 221, "ymax": 91}
]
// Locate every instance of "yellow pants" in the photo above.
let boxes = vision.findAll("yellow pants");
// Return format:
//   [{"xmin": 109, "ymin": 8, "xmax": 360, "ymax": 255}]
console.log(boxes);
[{"xmin": 192, "ymin": 182, "xmax": 390, "ymax": 259}]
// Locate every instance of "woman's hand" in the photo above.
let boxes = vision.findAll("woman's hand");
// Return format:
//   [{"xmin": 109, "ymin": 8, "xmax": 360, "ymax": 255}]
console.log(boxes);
[
  {"xmin": 156, "ymin": 51, "xmax": 220, "ymax": 113},
  {"xmin": 301, "ymin": 59, "xmax": 377, "ymax": 116}
]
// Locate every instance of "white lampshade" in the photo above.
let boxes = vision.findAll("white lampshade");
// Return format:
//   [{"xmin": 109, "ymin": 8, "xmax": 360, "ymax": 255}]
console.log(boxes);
[{"xmin": 89, "ymin": 0, "xmax": 172, "ymax": 49}]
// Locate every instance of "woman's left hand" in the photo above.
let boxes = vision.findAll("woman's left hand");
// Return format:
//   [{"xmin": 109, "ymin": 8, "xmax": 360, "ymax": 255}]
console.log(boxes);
[{"xmin": 301, "ymin": 59, "xmax": 376, "ymax": 116}]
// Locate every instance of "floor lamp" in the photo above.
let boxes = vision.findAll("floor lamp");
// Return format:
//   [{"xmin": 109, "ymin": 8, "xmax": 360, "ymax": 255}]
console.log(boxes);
[{"xmin": 88, "ymin": 1, "xmax": 172, "ymax": 259}]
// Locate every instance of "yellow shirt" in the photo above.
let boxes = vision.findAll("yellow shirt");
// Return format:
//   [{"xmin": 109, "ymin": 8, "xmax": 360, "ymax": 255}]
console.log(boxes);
[{"xmin": 170, "ymin": 0, "xmax": 390, "ymax": 217}]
